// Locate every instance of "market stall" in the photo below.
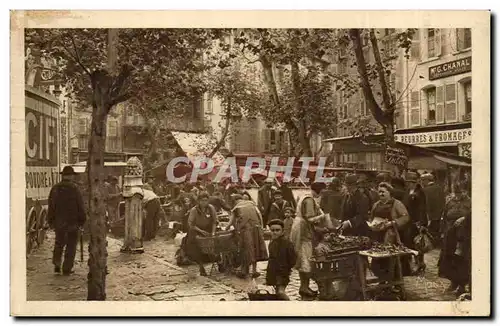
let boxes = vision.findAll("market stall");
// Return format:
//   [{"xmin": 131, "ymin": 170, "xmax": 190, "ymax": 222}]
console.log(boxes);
[{"xmin": 310, "ymin": 232, "xmax": 418, "ymax": 301}]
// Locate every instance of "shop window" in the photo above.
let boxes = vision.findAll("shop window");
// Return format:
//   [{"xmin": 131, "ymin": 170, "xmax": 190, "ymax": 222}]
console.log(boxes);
[
  {"xmin": 426, "ymin": 88, "xmax": 436, "ymax": 125},
  {"xmin": 456, "ymin": 28, "xmax": 472, "ymax": 51},
  {"xmin": 445, "ymin": 84, "xmax": 457, "ymax": 122},
  {"xmin": 410, "ymin": 91, "xmax": 420, "ymax": 127}
]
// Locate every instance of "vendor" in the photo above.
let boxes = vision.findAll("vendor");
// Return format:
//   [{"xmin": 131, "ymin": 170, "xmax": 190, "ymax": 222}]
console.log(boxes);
[
  {"xmin": 185, "ymin": 192, "xmax": 218, "ymax": 276},
  {"xmin": 142, "ymin": 185, "xmax": 166, "ymax": 241},
  {"xmin": 226, "ymin": 194, "xmax": 268, "ymax": 279},
  {"xmin": 369, "ymin": 182, "xmax": 411, "ymax": 280},
  {"xmin": 290, "ymin": 182, "xmax": 334, "ymax": 299}
]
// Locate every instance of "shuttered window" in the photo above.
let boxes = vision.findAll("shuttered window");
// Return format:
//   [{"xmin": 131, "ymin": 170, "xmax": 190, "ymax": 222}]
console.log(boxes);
[
  {"xmin": 410, "ymin": 29, "xmax": 420, "ymax": 60},
  {"xmin": 436, "ymin": 85, "xmax": 445, "ymax": 124},
  {"xmin": 445, "ymin": 84, "xmax": 457, "ymax": 122}
]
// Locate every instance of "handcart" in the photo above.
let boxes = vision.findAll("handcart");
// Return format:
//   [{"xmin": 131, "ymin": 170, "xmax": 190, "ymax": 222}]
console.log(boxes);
[{"xmin": 196, "ymin": 230, "xmax": 239, "ymax": 275}]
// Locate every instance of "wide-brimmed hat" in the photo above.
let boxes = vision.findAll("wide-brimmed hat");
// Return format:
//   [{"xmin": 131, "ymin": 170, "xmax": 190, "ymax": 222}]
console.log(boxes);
[
  {"xmin": 61, "ymin": 166, "xmax": 77, "ymax": 176},
  {"xmin": 345, "ymin": 174, "xmax": 358, "ymax": 186},
  {"xmin": 421, "ymin": 173, "xmax": 435, "ymax": 181},
  {"xmin": 405, "ymin": 172, "xmax": 419, "ymax": 182}
]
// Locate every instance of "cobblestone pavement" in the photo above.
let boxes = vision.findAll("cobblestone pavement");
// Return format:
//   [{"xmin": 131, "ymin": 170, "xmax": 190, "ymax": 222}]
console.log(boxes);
[{"xmin": 27, "ymin": 231, "xmax": 456, "ymax": 301}]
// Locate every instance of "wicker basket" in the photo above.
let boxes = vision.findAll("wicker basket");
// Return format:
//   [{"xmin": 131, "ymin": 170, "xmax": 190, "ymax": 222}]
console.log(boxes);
[{"xmin": 196, "ymin": 231, "xmax": 238, "ymax": 256}]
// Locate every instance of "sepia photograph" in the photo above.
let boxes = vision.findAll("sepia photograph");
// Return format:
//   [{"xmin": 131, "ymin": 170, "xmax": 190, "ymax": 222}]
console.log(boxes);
[{"xmin": 10, "ymin": 10, "xmax": 490, "ymax": 316}]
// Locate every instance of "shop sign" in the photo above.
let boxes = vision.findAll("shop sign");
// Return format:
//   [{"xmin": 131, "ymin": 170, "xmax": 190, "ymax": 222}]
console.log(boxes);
[
  {"xmin": 384, "ymin": 145, "xmax": 408, "ymax": 168},
  {"xmin": 394, "ymin": 128, "xmax": 472, "ymax": 146},
  {"xmin": 429, "ymin": 56, "xmax": 471, "ymax": 80}
]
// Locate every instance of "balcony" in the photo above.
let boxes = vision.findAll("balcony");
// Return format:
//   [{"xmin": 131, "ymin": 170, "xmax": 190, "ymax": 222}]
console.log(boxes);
[{"xmin": 165, "ymin": 118, "xmax": 207, "ymax": 133}]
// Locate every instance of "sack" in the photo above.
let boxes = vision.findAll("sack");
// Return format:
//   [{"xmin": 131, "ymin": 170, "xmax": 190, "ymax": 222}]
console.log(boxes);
[
  {"xmin": 413, "ymin": 229, "xmax": 434, "ymax": 253},
  {"xmin": 174, "ymin": 232, "xmax": 187, "ymax": 247}
]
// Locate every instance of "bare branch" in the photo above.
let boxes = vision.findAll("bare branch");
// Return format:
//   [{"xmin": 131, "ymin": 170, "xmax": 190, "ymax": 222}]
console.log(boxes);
[
  {"xmin": 68, "ymin": 34, "xmax": 92, "ymax": 77},
  {"xmin": 241, "ymin": 51, "xmax": 260, "ymax": 64}
]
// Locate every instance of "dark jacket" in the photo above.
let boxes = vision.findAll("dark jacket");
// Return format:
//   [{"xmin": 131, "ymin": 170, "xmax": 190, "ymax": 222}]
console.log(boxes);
[
  {"xmin": 47, "ymin": 179, "xmax": 86, "ymax": 231},
  {"xmin": 320, "ymin": 189, "xmax": 343, "ymax": 220},
  {"xmin": 268, "ymin": 200, "xmax": 292, "ymax": 221},
  {"xmin": 280, "ymin": 184, "xmax": 296, "ymax": 210},
  {"xmin": 403, "ymin": 186, "xmax": 428, "ymax": 225},
  {"xmin": 257, "ymin": 185, "xmax": 273, "ymax": 215},
  {"xmin": 340, "ymin": 189, "xmax": 371, "ymax": 236},
  {"xmin": 266, "ymin": 235, "xmax": 297, "ymax": 286},
  {"xmin": 423, "ymin": 183, "xmax": 445, "ymax": 222}
]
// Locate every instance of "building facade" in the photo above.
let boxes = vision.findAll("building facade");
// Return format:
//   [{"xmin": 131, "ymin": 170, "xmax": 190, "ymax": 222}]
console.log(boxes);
[
  {"xmin": 394, "ymin": 28, "xmax": 472, "ymax": 159},
  {"xmin": 326, "ymin": 28, "xmax": 472, "ymax": 172}
]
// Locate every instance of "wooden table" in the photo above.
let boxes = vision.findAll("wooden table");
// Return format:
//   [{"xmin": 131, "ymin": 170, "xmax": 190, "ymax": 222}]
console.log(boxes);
[{"xmin": 356, "ymin": 250, "xmax": 417, "ymax": 300}]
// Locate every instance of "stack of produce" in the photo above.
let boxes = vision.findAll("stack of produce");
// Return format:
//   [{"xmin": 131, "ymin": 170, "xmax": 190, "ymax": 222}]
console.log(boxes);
[
  {"xmin": 360, "ymin": 242, "xmax": 415, "ymax": 257},
  {"xmin": 313, "ymin": 233, "xmax": 372, "ymax": 259}
]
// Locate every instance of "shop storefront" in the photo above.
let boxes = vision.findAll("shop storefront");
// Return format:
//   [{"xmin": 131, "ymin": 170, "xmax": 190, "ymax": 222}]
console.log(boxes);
[{"xmin": 394, "ymin": 122, "xmax": 471, "ymax": 156}]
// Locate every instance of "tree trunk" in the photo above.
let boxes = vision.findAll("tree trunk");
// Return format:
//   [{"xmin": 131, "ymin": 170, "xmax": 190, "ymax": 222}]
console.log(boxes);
[
  {"xmin": 290, "ymin": 61, "xmax": 312, "ymax": 157},
  {"xmin": 86, "ymin": 78, "xmax": 111, "ymax": 301},
  {"xmin": 208, "ymin": 97, "xmax": 232, "ymax": 158}
]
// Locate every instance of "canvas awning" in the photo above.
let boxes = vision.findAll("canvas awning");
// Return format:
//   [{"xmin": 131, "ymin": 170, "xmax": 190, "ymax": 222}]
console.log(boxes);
[
  {"xmin": 433, "ymin": 154, "xmax": 471, "ymax": 167},
  {"xmin": 171, "ymin": 131, "xmax": 225, "ymax": 165}
]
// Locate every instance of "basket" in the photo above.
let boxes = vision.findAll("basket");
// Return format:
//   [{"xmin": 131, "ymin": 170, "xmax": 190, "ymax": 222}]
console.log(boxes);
[
  {"xmin": 248, "ymin": 289, "xmax": 281, "ymax": 301},
  {"xmin": 196, "ymin": 231, "xmax": 238, "ymax": 256}
]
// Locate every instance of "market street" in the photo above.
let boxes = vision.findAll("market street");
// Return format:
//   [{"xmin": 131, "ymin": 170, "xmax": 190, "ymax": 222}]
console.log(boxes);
[{"xmin": 27, "ymin": 232, "xmax": 456, "ymax": 301}]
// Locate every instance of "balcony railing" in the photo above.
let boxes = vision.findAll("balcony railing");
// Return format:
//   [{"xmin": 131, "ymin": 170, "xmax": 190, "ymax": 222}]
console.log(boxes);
[{"xmin": 165, "ymin": 118, "xmax": 207, "ymax": 133}]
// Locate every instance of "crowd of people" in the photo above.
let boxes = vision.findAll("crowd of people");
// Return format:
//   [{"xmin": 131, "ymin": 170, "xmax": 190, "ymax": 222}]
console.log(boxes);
[
  {"xmin": 153, "ymin": 169, "xmax": 472, "ymax": 300},
  {"xmin": 46, "ymin": 165, "xmax": 472, "ymax": 300}
]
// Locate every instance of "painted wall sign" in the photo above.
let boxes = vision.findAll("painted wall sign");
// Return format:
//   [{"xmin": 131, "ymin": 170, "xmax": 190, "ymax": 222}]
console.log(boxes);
[
  {"xmin": 394, "ymin": 128, "xmax": 472, "ymax": 146},
  {"xmin": 429, "ymin": 56, "xmax": 471, "ymax": 80}
]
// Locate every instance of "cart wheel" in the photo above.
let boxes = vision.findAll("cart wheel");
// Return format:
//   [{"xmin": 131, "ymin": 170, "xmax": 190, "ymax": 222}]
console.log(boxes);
[
  {"xmin": 26, "ymin": 209, "xmax": 37, "ymax": 255},
  {"xmin": 36, "ymin": 210, "xmax": 49, "ymax": 246}
]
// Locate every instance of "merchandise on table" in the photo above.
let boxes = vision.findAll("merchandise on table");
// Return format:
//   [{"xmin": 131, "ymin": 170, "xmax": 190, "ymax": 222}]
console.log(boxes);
[
  {"xmin": 313, "ymin": 233, "xmax": 372, "ymax": 260},
  {"xmin": 359, "ymin": 242, "xmax": 417, "ymax": 257}
]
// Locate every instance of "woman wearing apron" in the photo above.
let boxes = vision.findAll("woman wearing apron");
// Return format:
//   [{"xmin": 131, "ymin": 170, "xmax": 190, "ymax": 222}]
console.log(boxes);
[{"xmin": 369, "ymin": 182, "xmax": 411, "ymax": 281}]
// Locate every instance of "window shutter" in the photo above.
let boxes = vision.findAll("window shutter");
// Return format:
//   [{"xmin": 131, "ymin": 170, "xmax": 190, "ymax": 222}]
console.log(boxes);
[
  {"xmin": 263, "ymin": 129, "xmax": 271, "ymax": 152},
  {"xmin": 410, "ymin": 91, "xmax": 420, "ymax": 126},
  {"xmin": 456, "ymin": 29, "xmax": 465, "ymax": 51},
  {"xmin": 445, "ymin": 84, "xmax": 457, "ymax": 122},
  {"xmin": 436, "ymin": 85, "xmax": 445, "ymax": 124},
  {"xmin": 435, "ymin": 29, "xmax": 442, "ymax": 56}
]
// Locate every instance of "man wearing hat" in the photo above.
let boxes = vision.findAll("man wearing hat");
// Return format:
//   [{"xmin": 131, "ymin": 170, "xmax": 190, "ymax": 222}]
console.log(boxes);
[
  {"xmin": 47, "ymin": 166, "xmax": 86, "ymax": 275},
  {"xmin": 268, "ymin": 189, "xmax": 293, "ymax": 222},
  {"xmin": 338, "ymin": 174, "xmax": 371, "ymax": 237}
]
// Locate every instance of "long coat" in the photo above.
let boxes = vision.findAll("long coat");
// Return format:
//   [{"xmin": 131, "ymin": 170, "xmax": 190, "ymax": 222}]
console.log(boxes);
[
  {"xmin": 257, "ymin": 185, "xmax": 274, "ymax": 224},
  {"xmin": 319, "ymin": 189, "xmax": 343, "ymax": 220},
  {"xmin": 47, "ymin": 179, "xmax": 86, "ymax": 231},
  {"xmin": 423, "ymin": 183, "xmax": 446, "ymax": 222}
]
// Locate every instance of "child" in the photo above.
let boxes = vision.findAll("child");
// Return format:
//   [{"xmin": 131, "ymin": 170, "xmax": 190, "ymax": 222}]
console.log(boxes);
[
  {"xmin": 283, "ymin": 206, "xmax": 295, "ymax": 240},
  {"xmin": 266, "ymin": 219, "xmax": 297, "ymax": 300}
]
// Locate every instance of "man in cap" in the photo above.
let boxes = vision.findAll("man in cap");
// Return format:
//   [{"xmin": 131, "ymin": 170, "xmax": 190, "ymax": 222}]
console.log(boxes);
[
  {"xmin": 268, "ymin": 189, "xmax": 293, "ymax": 221},
  {"xmin": 47, "ymin": 166, "xmax": 86, "ymax": 275},
  {"xmin": 338, "ymin": 174, "xmax": 371, "ymax": 237},
  {"xmin": 421, "ymin": 172, "xmax": 445, "ymax": 242}
]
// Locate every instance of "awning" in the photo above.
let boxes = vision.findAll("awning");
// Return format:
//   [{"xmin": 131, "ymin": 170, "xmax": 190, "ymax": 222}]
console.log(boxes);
[
  {"xmin": 433, "ymin": 154, "xmax": 471, "ymax": 167},
  {"xmin": 61, "ymin": 161, "xmax": 128, "ymax": 173},
  {"xmin": 171, "ymin": 131, "xmax": 225, "ymax": 165}
]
